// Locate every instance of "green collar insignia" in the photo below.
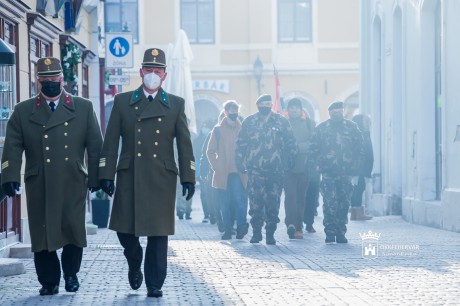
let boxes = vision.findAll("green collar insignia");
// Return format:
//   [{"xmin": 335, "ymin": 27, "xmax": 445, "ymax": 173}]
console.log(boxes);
[
  {"xmin": 160, "ymin": 90, "xmax": 169, "ymax": 106},
  {"xmin": 131, "ymin": 87, "xmax": 143, "ymax": 104}
]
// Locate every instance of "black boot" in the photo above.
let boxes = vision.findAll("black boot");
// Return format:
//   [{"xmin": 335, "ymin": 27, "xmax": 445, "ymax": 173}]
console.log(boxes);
[
  {"xmin": 336, "ymin": 234, "xmax": 348, "ymax": 243},
  {"xmin": 266, "ymin": 231, "xmax": 276, "ymax": 245},
  {"xmin": 250, "ymin": 229, "xmax": 262, "ymax": 243},
  {"xmin": 221, "ymin": 229, "xmax": 232, "ymax": 240},
  {"xmin": 325, "ymin": 235, "xmax": 335, "ymax": 244},
  {"xmin": 236, "ymin": 223, "xmax": 249, "ymax": 239}
]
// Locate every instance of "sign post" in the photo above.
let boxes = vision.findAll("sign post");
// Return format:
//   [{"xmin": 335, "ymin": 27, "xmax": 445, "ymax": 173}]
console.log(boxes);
[{"xmin": 105, "ymin": 33, "xmax": 133, "ymax": 68}]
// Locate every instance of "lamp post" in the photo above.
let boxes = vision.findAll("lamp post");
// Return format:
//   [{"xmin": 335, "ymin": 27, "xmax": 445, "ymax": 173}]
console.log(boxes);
[{"xmin": 253, "ymin": 56, "xmax": 263, "ymax": 96}]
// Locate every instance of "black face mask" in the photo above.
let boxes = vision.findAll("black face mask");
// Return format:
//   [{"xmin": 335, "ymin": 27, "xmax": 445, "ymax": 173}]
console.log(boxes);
[
  {"xmin": 330, "ymin": 113, "xmax": 344, "ymax": 122},
  {"xmin": 227, "ymin": 113, "xmax": 238, "ymax": 121},
  {"xmin": 40, "ymin": 80, "xmax": 62, "ymax": 98},
  {"xmin": 258, "ymin": 106, "xmax": 271, "ymax": 116}
]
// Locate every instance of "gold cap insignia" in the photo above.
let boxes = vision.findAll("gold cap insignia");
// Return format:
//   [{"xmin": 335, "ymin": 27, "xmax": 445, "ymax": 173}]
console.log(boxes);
[
  {"xmin": 44, "ymin": 58, "xmax": 52, "ymax": 65},
  {"xmin": 152, "ymin": 49, "xmax": 159, "ymax": 56}
]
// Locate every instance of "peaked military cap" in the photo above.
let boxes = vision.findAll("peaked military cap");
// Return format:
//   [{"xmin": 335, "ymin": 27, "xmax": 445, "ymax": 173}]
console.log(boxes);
[
  {"xmin": 37, "ymin": 57, "xmax": 63, "ymax": 77},
  {"xmin": 327, "ymin": 101, "xmax": 344, "ymax": 111},
  {"xmin": 256, "ymin": 94, "xmax": 272, "ymax": 104},
  {"xmin": 142, "ymin": 48, "xmax": 167, "ymax": 68}
]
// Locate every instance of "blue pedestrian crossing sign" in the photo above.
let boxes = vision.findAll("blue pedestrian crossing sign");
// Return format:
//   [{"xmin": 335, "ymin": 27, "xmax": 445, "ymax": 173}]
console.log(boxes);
[{"xmin": 106, "ymin": 33, "xmax": 133, "ymax": 68}]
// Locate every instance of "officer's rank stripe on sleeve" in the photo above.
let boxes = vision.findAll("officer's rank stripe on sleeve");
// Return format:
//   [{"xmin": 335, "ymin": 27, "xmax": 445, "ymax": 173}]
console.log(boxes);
[
  {"xmin": 190, "ymin": 161, "xmax": 196, "ymax": 170},
  {"xmin": 99, "ymin": 158, "xmax": 106, "ymax": 167},
  {"xmin": 1, "ymin": 161, "xmax": 9, "ymax": 170}
]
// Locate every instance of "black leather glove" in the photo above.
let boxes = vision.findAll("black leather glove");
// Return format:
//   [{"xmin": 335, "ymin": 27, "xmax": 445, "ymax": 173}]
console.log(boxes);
[
  {"xmin": 89, "ymin": 186, "xmax": 101, "ymax": 193},
  {"xmin": 100, "ymin": 179, "xmax": 115, "ymax": 197},
  {"xmin": 182, "ymin": 182, "xmax": 195, "ymax": 201},
  {"xmin": 2, "ymin": 182, "xmax": 20, "ymax": 197}
]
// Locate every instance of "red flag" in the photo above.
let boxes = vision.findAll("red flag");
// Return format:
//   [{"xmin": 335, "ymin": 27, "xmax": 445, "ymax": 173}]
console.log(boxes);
[{"xmin": 273, "ymin": 65, "xmax": 282, "ymax": 114}]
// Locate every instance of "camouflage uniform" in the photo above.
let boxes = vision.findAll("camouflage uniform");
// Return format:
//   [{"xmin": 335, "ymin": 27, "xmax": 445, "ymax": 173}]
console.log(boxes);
[
  {"xmin": 236, "ymin": 112, "xmax": 297, "ymax": 234},
  {"xmin": 308, "ymin": 118, "xmax": 363, "ymax": 237}
]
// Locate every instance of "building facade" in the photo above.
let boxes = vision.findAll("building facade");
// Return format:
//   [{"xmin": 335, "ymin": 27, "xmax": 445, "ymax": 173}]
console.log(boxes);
[
  {"xmin": 0, "ymin": 0, "xmax": 102, "ymax": 255},
  {"xmin": 111, "ymin": 0, "xmax": 360, "ymax": 131},
  {"xmin": 360, "ymin": 0, "xmax": 460, "ymax": 232}
]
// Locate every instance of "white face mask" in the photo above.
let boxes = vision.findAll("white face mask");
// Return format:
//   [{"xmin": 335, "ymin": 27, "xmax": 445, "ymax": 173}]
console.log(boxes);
[{"xmin": 143, "ymin": 72, "xmax": 162, "ymax": 90}]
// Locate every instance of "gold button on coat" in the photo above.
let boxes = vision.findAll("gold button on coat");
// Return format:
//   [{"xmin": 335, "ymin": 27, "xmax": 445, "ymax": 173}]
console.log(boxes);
[
  {"xmin": 154, "ymin": 142, "xmax": 158, "ymax": 146},
  {"xmin": 64, "ymin": 122, "xmax": 68, "ymax": 126},
  {"xmin": 156, "ymin": 130, "xmax": 160, "ymax": 134},
  {"xmin": 137, "ymin": 153, "xmax": 141, "ymax": 157},
  {"xmin": 45, "ymin": 147, "xmax": 49, "ymax": 150},
  {"xmin": 138, "ymin": 129, "xmax": 141, "ymax": 132},
  {"xmin": 46, "ymin": 159, "xmax": 50, "ymax": 163},
  {"xmin": 64, "ymin": 132, "xmax": 68, "ymax": 136},
  {"xmin": 153, "ymin": 154, "xmax": 157, "ymax": 158},
  {"xmin": 158, "ymin": 118, "xmax": 162, "ymax": 122},
  {"xmin": 44, "ymin": 135, "xmax": 48, "ymax": 138}
]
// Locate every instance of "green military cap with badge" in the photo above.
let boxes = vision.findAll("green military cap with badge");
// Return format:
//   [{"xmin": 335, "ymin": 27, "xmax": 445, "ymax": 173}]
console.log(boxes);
[
  {"xmin": 142, "ymin": 48, "xmax": 167, "ymax": 68},
  {"xmin": 36, "ymin": 57, "xmax": 63, "ymax": 77}
]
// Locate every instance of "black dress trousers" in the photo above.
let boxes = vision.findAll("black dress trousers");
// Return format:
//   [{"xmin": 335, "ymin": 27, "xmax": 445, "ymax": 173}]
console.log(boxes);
[
  {"xmin": 34, "ymin": 244, "xmax": 83, "ymax": 286},
  {"xmin": 117, "ymin": 232, "xmax": 168, "ymax": 289}
]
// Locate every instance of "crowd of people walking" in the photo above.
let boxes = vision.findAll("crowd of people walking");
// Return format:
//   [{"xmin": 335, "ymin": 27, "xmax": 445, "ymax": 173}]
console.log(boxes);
[{"xmin": 191, "ymin": 95, "xmax": 374, "ymax": 246}]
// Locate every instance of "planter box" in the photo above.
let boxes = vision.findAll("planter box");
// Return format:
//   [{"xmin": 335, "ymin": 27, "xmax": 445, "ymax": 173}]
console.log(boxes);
[{"xmin": 91, "ymin": 199, "xmax": 110, "ymax": 228}]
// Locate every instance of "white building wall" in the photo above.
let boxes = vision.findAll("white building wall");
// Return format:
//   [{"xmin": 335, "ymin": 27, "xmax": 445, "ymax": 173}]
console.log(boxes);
[{"xmin": 360, "ymin": 0, "xmax": 460, "ymax": 232}]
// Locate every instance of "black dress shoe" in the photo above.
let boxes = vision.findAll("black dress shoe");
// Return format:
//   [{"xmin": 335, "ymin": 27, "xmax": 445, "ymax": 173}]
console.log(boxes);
[
  {"xmin": 39, "ymin": 284, "xmax": 59, "ymax": 296},
  {"xmin": 64, "ymin": 275, "xmax": 79, "ymax": 292},
  {"xmin": 147, "ymin": 287, "xmax": 163, "ymax": 298},
  {"xmin": 128, "ymin": 269, "xmax": 143, "ymax": 290}
]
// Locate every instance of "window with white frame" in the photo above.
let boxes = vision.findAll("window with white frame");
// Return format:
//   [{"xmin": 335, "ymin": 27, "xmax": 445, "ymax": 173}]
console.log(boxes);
[
  {"xmin": 181, "ymin": 0, "xmax": 215, "ymax": 44},
  {"xmin": 278, "ymin": 0, "xmax": 312, "ymax": 43}
]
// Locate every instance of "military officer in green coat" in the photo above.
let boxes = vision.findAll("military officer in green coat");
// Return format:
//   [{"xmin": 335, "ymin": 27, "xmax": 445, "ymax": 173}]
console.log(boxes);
[
  {"xmin": 99, "ymin": 48, "xmax": 196, "ymax": 298},
  {"xmin": 1, "ymin": 57, "xmax": 103, "ymax": 295}
]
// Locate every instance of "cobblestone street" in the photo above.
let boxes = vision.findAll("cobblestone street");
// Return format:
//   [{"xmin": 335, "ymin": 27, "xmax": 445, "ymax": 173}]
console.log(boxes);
[{"xmin": 1, "ymin": 191, "xmax": 459, "ymax": 305}]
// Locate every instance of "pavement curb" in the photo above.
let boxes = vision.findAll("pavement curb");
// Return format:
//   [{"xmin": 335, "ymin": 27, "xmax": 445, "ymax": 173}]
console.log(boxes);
[{"xmin": 0, "ymin": 258, "xmax": 25, "ymax": 277}]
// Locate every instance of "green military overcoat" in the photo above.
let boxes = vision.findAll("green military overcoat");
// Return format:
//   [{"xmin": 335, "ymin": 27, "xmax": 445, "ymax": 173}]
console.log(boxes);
[
  {"xmin": 99, "ymin": 86, "xmax": 195, "ymax": 237},
  {"xmin": 1, "ymin": 91, "xmax": 103, "ymax": 252}
]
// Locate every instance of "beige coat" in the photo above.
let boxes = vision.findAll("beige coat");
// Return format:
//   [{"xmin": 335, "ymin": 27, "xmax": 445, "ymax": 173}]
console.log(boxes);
[
  {"xmin": 1, "ymin": 92, "xmax": 102, "ymax": 252},
  {"xmin": 99, "ymin": 86, "xmax": 195, "ymax": 237},
  {"xmin": 206, "ymin": 117, "xmax": 247, "ymax": 190}
]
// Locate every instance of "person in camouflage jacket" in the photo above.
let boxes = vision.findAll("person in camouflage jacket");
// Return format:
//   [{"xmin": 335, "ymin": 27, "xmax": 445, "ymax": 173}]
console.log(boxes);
[
  {"xmin": 235, "ymin": 94, "xmax": 298, "ymax": 245},
  {"xmin": 307, "ymin": 101, "xmax": 364, "ymax": 244}
]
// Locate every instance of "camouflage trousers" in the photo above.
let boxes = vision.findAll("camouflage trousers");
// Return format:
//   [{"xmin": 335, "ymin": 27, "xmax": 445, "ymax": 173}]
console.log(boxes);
[
  {"xmin": 320, "ymin": 174, "xmax": 353, "ymax": 236},
  {"xmin": 247, "ymin": 171, "xmax": 283, "ymax": 233}
]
